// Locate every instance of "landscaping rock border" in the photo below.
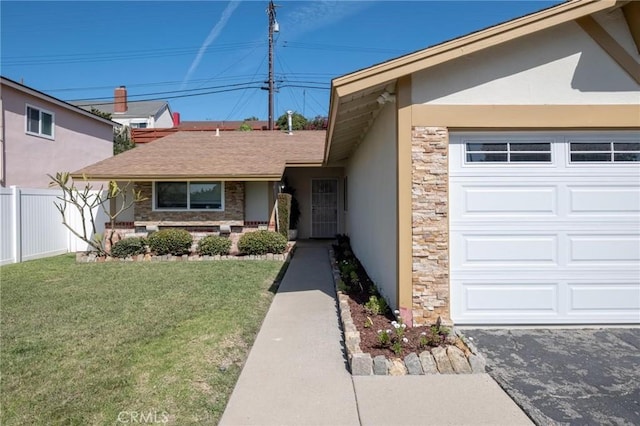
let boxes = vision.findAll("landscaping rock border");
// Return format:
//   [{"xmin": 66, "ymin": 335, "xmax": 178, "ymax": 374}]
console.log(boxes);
[
  {"xmin": 76, "ymin": 243, "xmax": 296, "ymax": 263},
  {"xmin": 329, "ymin": 248, "xmax": 486, "ymax": 376}
]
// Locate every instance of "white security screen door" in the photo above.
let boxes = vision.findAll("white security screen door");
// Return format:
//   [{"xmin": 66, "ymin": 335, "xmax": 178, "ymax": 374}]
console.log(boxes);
[{"xmin": 311, "ymin": 179, "xmax": 338, "ymax": 238}]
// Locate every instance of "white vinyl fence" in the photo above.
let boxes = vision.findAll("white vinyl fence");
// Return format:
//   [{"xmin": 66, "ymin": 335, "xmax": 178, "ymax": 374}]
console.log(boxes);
[{"xmin": 0, "ymin": 186, "xmax": 108, "ymax": 265}]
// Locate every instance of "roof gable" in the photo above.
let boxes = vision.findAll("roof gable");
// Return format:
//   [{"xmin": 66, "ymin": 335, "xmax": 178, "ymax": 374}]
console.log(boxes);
[
  {"xmin": 325, "ymin": 0, "xmax": 627, "ymax": 163},
  {"xmin": 1, "ymin": 76, "xmax": 117, "ymax": 127}
]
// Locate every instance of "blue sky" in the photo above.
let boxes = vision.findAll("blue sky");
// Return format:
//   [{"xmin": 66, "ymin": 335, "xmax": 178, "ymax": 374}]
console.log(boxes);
[{"xmin": 1, "ymin": 1, "xmax": 561, "ymax": 122}]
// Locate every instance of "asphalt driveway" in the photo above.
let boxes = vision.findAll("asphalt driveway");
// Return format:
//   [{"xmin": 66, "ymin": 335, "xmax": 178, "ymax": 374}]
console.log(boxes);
[{"xmin": 463, "ymin": 328, "xmax": 640, "ymax": 426}]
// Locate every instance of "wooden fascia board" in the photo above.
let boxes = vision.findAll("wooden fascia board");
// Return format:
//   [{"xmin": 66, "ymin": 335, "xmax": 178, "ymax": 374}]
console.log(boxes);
[
  {"xmin": 576, "ymin": 15, "xmax": 640, "ymax": 84},
  {"xmin": 324, "ymin": 86, "xmax": 341, "ymax": 164},
  {"xmin": 69, "ymin": 174, "xmax": 284, "ymax": 182},
  {"xmin": 332, "ymin": 0, "xmax": 614, "ymax": 97},
  {"xmin": 412, "ymin": 104, "xmax": 640, "ymax": 128},
  {"xmin": 622, "ymin": 1, "xmax": 640, "ymax": 54}
]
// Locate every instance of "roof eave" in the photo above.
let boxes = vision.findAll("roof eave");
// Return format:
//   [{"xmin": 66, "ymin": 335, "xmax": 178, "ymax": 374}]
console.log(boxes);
[{"xmin": 69, "ymin": 173, "xmax": 285, "ymax": 182}]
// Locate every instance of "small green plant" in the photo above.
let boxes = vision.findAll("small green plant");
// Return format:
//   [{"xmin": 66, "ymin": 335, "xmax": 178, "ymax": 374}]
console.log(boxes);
[
  {"xmin": 339, "ymin": 260, "xmax": 356, "ymax": 277},
  {"xmin": 147, "ymin": 229, "xmax": 193, "ymax": 256},
  {"xmin": 110, "ymin": 237, "xmax": 147, "ymax": 258},
  {"xmin": 197, "ymin": 235, "xmax": 232, "ymax": 256},
  {"xmin": 419, "ymin": 330, "xmax": 443, "ymax": 348},
  {"xmin": 377, "ymin": 329, "xmax": 391, "ymax": 346},
  {"xmin": 237, "ymin": 230, "xmax": 287, "ymax": 255},
  {"xmin": 336, "ymin": 279, "xmax": 351, "ymax": 293},
  {"xmin": 364, "ymin": 295, "xmax": 388, "ymax": 316},
  {"xmin": 364, "ymin": 317, "xmax": 373, "ymax": 328}
]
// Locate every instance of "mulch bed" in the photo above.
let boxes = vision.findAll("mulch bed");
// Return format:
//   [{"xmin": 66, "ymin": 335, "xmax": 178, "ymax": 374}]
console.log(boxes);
[{"xmin": 333, "ymin": 236, "xmax": 460, "ymax": 359}]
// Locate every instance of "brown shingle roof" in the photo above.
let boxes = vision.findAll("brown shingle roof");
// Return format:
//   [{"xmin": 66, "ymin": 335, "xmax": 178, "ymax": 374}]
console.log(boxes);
[{"xmin": 71, "ymin": 130, "xmax": 325, "ymax": 181}]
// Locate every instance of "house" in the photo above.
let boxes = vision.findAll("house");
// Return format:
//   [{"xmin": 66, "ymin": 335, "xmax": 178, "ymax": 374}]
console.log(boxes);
[
  {"xmin": 72, "ymin": 86, "xmax": 174, "ymax": 129},
  {"xmin": 71, "ymin": 130, "xmax": 345, "ymax": 241},
  {"xmin": 0, "ymin": 76, "xmax": 116, "ymax": 188},
  {"xmin": 326, "ymin": 0, "xmax": 639, "ymax": 326},
  {"xmin": 71, "ymin": 0, "xmax": 639, "ymax": 326}
]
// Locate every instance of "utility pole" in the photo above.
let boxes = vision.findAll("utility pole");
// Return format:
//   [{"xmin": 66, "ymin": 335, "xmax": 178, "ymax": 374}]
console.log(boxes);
[{"xmin": 265, "ymin": 1, "xmax": 279, "ymax": 130}]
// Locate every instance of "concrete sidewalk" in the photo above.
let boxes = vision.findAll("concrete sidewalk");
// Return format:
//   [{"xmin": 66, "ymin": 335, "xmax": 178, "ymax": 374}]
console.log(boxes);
[{"xmin": 220, "ymin": 243, "xmax": 533, "ymax": 426}]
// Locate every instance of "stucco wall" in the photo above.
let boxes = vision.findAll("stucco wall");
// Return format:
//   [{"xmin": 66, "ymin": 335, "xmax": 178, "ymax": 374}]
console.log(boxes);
[
  {"xmin": 2, "ymin": 85, "xmax": 114, "ymax": 188},
  {"xmin": 283, "ymin": 167, "xmax": 344, "ymax": 239},
  {"xmin": 412, "ymin": 16, "xmax": 640, "ymax": 105},
  {"xmin": 245, "ymin": 181, "xmax": 269, "ymax": 222},
  {"xmin": 346, "ymin": 104, "xmax": 398, "ymax": 308}
]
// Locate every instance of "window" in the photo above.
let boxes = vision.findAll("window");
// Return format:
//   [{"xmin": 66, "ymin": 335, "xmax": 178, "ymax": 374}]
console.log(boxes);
[
  {"xmin": 130, "ymin": 122, "xmax": 147, "ymax": 129},
  {"xmin": 570, "ymin": 141, "xmax": 640, "ymax": 163},
  {"xmin": 466, "ymin": 141, "xmax": 551, "ymax": 163},
  {"xmin": 154, "ymin": 182, "xmax": 223, "ymax": 210},
  {"xmin": 26, "ymin": 105, "xmax": 54, "ymax": 138}
]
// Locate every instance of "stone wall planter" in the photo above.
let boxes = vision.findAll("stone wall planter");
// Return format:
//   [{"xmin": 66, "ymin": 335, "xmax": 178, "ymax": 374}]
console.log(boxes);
[{"xmin": 330, "ymin": 248, "xmax": 486, "ymax": 376}]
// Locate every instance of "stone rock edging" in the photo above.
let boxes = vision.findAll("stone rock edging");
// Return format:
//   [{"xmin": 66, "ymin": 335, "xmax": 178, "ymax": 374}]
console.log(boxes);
[
  {"xmin": 76, "ymin": 243, "xmax": 296, "ymax": 263},
  {"xmin": 329, "ymin": 248, "xmax": 486, "ymax": 376}
]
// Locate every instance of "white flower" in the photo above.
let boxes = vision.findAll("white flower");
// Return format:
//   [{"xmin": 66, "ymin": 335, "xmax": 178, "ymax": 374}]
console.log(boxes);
[
  {"xmin": 394, "ymin": 310, "xmax": 400, "ymax": 315},
  {"xmin": 420, "ymin": 332, "xmax": 427, "ymax": 336},
  {"xmin": 386, "ymin": 329, "xmax": 392, "ymax": 334},
  {"xmin": 377, "ymin": 330, "xmax": 382, "ymax": 334},
  {"xmin": 393, "ymin": 323, "xmax": 400, "ymax": 329},
  {"xmin": 402, "ymin": 337, "xmax": 408, "ymax": 343},
  {"xmin": 401, "ymin": 323, "xmax": 407, "ymax": 329}
]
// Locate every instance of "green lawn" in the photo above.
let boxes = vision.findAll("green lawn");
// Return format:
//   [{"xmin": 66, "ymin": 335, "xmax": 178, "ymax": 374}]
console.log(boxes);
[{"xmin": 0, "ymin": 254, "xmax": 284, "ymax": 425}]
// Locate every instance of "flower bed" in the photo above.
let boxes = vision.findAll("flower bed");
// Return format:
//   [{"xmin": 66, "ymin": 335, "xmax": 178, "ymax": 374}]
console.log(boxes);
[{"xmin": 330, "ymin": 236, "xmax": 486, "ymax": 376}]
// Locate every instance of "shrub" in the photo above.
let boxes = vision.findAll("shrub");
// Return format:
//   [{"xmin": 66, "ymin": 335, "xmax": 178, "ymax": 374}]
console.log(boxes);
[
  {"xmin": 197, "ymin": 235, "xmax": 231, "ymax": 256},
  {"xmin": 147, "ymin": 229, "xmax": 193, "ymax": 256},
  {"xmin": 111, "ymin": 237, "xmax": 147, "ymax": 258},
  {"xmin": 277, "ymin": 193, "xmax": 291, "ymax": 239},
  {"xmin": 364, "ymin": 295, "xmax": 388, "ymax": 316},
  {"xmin": 237, "ymin": 230, "xmax": 287, "ymax": 255}
]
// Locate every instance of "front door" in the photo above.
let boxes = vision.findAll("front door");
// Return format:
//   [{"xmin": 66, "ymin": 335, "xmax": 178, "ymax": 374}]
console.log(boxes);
[{"xmin": 311, "ymin": 179, "xmax": 338, "ymax": 238}]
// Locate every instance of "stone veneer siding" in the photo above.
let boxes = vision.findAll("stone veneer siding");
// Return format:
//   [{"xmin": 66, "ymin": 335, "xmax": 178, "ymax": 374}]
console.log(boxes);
[
  {"xmin": 134, "ymin": 181, "xmax": 244, "ymax": 224},
  {"xmin": 411, "ymin": 127, "xmax": 450, "ymax": 326}
]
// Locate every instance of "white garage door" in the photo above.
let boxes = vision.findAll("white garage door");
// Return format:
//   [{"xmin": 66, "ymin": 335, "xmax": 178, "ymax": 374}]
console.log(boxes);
[{"xmin": 450, "ymin": 132, "xmax": 640, "ymax": 324}]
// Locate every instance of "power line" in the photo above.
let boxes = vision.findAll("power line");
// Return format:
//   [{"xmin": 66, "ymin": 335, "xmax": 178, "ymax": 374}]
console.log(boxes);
[
  {"xmin": 68, "ymin": 81, "xmax": 266, "ymax": 104},
  {"xmin": 72, "ymin": 85, "xmax": 266, "ymax": 107}
]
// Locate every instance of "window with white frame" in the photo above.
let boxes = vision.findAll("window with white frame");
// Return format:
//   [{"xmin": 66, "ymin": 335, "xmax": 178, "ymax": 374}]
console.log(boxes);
[
  {"xmin": 26, "ymin": 105, "xmax": 54, "ymax": 138},
  {"xmin": 569, "ymin": 141, "xmax": 640, "ymax": 163},
  {"xmin": 465, "ymin": 141, "xmax": 551, "ymax": 163},
  {"xmin": 154, "ymin": 182, "xmax": 224, "ymax": 210}
]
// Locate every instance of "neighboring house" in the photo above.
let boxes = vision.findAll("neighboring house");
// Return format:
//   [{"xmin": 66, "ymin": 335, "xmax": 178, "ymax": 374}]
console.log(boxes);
[
  {"xmin": 71, "ymin": 0, "xmax": 639, "ymax": 327},
  {"xmin": 72, "ymin": 86, "xmax": 174, "ymax": 129},
  {"xmin": 0, "ymin": 76, "xmax": 116, "ymax": 188}
]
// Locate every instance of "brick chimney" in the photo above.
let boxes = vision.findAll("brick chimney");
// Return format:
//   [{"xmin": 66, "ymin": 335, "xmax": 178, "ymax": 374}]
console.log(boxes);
[{"xmin": 114, "ymin": 86, "xmax": 127, "ymax": 113}]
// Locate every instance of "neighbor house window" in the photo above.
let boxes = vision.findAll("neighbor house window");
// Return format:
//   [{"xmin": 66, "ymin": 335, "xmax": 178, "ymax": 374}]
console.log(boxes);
[
  {"xmin": 569, "ymin": 141, "xmax": 640, "ymax": 163},
  {"xmin": 154, "ymin": 182, "xmax": 224, "ymax": 210},
  {"xmin": 130, "ymin": 122, "xmax": 147, "ymax": 129},
  {"xmin": 25, "ymin": 105, "xmax": 54, "ymax": 138},
  {"xmin": 466, "ymin": 141, "xmax": 551, "ymax": 163}
]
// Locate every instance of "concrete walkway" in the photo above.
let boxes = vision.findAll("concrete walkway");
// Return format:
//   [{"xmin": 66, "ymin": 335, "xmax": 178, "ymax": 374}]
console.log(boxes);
[{"xmin": 220, "ymin": 243, "xmax": 532, "ymax": 426}]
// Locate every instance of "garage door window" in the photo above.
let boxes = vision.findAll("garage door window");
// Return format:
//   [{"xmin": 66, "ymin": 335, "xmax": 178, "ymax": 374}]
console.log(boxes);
[
  {"xmin": 570, "ymin": 142, "xmax": 640, "ymax": 163},
  {"xmin": 466, "ymin": 142, "xmax": 551, "ymax": 163}
]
